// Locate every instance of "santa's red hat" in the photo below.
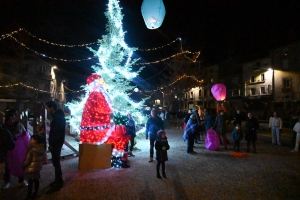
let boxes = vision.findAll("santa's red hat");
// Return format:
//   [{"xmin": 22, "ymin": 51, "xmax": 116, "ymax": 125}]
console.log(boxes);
[{"xmin": 87, "ymin": 74, "xmax": 101, "ymax": 85}]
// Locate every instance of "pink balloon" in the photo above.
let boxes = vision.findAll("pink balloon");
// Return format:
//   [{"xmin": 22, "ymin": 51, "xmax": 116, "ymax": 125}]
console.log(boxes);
[{"xmin": 211, "ymin": 84, "xmax": 227, "ymax": 101}]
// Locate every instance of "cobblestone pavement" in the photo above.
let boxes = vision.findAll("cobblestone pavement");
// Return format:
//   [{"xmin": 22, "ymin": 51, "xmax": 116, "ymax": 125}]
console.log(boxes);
[{"xmin": 1, "ymin": 126, "xmax": 300, "ymax": 200}]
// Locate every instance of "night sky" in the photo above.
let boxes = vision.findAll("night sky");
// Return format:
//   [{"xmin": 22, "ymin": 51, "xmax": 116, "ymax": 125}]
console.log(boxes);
[{"xmin": 1, "ymin": 0, "xmax": 300, "ymax": 90}]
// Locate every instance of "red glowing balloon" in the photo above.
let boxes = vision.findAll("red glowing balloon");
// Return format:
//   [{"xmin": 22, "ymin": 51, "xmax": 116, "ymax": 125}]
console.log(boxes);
[{"xmin": 211, "ymin": 84, "xmax": 227, "ymax": 101}]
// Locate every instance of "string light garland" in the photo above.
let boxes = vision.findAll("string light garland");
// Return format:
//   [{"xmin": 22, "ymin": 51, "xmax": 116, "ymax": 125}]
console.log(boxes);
[
  {"xmin": 136, "ymin": 51, "xmax": 200, "ymax": 65},
  {"xmin": 0, "ymin": 28, "xmax": 98, "ymax": 47},
  {"xmin": 0, "ymin": 82, "xmax": 77, "ymax": 95},
  {"xmin": 138, "ymin": 38, "xmax": 181, "ymax": 51},
  {"xmin": 7, "ymin": 35, "xmax": 97, "ymax": 62},
  {"xmin": 63, "ymin": 85, "xmax": 85, "ymax": 93},
  {"xmin": 1, "ymin": 29, "xmax": 200, "ymax": 63},
  {"xmin": 1, "ymin": 28, "xmax": 182, "ymax": 51},
  {"xmin": 0, "ymin": 74, "xmax": 203, "ymax": 95}
]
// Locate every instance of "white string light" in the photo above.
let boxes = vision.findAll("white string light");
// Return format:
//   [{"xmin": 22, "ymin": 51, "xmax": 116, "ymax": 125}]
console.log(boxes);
[
  {"xmin": 1, "ymin": 29, "xmax": 200, "ymax": 63},
  {"xmin": 136, "ymin": 51, "xmax": 200, "ymax": 65},
  {"xmin": 63, "ymin": 85, "xmax": 85, "ymax": 93},
  {"xmin": 138, "ymin": 38, "xmax": 181, "ymax": 51},
  {"xmin": 0, "ymin": 74, "xmax": 203, "ymax": 95},
  {"xmin": 1, "ymin": 28, "xmax": 181, "ymax": 51},
  {"xmin": 0, "ymin": 82, "xmax": 75, "ymax": 95},
  {"xmin": 0, "ymin": 28, "xmax": 98, "ymax": 47}
]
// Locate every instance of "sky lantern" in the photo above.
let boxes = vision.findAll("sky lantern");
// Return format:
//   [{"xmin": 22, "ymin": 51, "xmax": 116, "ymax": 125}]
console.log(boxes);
[
  {"xmin": 141, "ymin": 0, "xmax": 166, "ymax": 29},
  {"xmin": 211, "ymin": 83, "xmax": 227, "ymax": 101}
]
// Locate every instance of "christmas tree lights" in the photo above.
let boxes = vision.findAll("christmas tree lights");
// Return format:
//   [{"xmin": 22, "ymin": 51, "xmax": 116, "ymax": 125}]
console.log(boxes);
[{"xmin": 67, "ymin": 0, "xmax": 149, "ymax": 166}]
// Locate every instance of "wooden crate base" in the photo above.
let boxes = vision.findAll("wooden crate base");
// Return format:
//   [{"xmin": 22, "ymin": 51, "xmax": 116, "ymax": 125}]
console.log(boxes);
[{"xmin": 78, "ymin": 143, "xmax": 112, "ymax": 169}]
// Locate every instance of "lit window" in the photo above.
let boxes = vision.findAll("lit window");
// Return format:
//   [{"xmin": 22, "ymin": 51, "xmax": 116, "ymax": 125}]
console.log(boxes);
[
  {"xmin": 190, "ymin": 92, "xmax": 193, "ymax": 99},
  {"xmin": 268, "ymin": 85, "xmax": 272, "ymax": 93},
  {"xmin": 283, "ymin": 79, "xmax": 290, "ymax": 88},
  {"xmin": 199, "ymin": 89, "xmax": 202, "ymax": 97}
]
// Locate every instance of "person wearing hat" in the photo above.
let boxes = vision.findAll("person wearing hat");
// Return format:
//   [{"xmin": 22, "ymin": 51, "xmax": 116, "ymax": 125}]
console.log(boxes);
[
  {"xmin": 232, "ymin": 124, "xmax": 243, "ymax": 152},
  {"xmin": 155, "ymin": 130, "xmax": 170, "ymax": 179}
]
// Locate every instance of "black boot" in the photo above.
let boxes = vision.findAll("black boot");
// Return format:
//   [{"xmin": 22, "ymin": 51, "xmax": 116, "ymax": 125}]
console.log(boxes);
[
  {"xmin": 253, "ymin": 143, "xmax": 257, "ymax": 154},
  {"xmin": 162, "ymin": 171, "xmax": 167, "ymax": 178},
  {"xmin": 157, "ymin": 172, "xmax": 162, "ymax": 179},
  {"xmin": 246, "ymin": 143, "xmax": 250, "ymax": 152}
]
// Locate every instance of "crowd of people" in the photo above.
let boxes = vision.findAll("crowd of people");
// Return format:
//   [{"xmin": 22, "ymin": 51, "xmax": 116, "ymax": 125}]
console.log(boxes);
[
  {"xmin": 0, "ymin": 101, "xmax": 66, "ymax": 199},
  {"xmin": 147, "ymin": 106, "xmax": 300, "ymax": 156},
  {"xmin": 143, "ymin": 106, "xmax": 300, "ymax": 178},
  {"xmin": 1, "ymin": 103, "xmax": 300, "ymax": 191}
]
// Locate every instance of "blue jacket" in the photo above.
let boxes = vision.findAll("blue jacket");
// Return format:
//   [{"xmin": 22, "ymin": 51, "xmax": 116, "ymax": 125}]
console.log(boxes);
[
  {"xmin": 183, "ymin": 118, "xmax": 197, "ymax": 142},
  {"xmin": 232, "ymin": 129, "xmax": 243, "ymax": 140},
  {"xmin": 145, "ymin": 116, "xmax": 164, "ymax": 140}
]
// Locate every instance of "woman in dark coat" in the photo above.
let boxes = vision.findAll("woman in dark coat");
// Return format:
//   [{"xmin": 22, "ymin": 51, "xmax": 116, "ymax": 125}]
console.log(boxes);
[
  {"xmin": 212, "ymin": 110, "xmax": 228, "ymax": 149},
  {"xmin": 204, "ymin": 110, "xmax": 214, "ymax": 131},
  {"xmin": 245, "ymin": 113, "xmax": 259, "ymax": 153},
  {"xmin": 155, "ymin": 130, "xmax": 170, "ymax": 179}
]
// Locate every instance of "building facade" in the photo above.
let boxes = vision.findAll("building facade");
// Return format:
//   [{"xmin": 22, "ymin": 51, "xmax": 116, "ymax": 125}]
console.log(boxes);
[
  {"xmin": 0, "ymin": 54, "xmax": 67, "ymax": 114},
  {"xmin": 242, "ymin": 57, "xmax": 273, "ymax": 119},
  {"xmin": 269, "ymin": 42, "xmax": 300, "ymax": 119}
]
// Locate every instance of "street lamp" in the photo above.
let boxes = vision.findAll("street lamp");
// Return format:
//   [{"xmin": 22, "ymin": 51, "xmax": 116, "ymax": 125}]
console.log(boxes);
[{"xmin": 155, "ymin": 99, "xmax": 161, "ymax": 105}]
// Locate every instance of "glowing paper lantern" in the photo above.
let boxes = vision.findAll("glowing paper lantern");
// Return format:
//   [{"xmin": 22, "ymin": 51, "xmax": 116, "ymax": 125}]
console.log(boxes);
[
  {"xmin": 141, "ymin": 0, "xmax": 166, "ymax": 29},
  {"xmin": 211, "ymin": 84, "xmax": 227, "ymax": 101}
]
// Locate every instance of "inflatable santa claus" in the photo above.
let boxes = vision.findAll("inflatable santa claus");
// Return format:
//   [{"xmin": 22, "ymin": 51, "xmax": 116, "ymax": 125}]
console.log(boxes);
[
  {"xmin": 80, "ymin": 74, "xmax": 113, "ymax": 144},
  {"xmin": 80, "ymin": 74, "xmax": 130, "ymax": 159}
]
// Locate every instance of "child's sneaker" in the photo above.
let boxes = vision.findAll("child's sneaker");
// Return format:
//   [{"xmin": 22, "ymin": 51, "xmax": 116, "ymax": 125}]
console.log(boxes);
[
  {"xmin": 2, "ymin": 182, "xmax": 10, "ymax": 190},
  {"xmin": 18, "ymin": 180, "xmax": 28, "ymax": 187}
]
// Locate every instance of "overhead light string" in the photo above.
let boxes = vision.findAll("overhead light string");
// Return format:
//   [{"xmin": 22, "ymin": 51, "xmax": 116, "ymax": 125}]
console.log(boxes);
[
  {"xmin": 1, "ymin": 28, "xmax": 200, "ymax": 63},
  {"xmin": 1, "ymin": 28, "xmax": 181, "ymax": 50}
]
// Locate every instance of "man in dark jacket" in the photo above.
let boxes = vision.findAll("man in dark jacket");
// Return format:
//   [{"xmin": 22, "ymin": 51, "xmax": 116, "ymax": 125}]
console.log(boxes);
[
  {"xmin": 45, "ymin": 101, "xmax": 66, "ymax": 194},
  {"xmin": 145, "ymin": 109, "xmax": 164, "ymax": 162},
  {"xmin": 0, "ymin": 111, "xmax": 15, "ymax": 187}
]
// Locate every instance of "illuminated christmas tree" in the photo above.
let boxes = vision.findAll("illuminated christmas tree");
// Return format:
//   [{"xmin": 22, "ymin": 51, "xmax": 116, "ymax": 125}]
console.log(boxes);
[{"xmin": 67, "ymin": 0, "xmax": 148, "ymax": 136}]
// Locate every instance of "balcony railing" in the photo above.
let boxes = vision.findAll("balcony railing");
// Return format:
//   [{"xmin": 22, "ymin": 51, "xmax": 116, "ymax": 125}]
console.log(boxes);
[
  {"xmin": 245, "ymin": 80, "xmax": 265, "ymax": 85},
  {"xmin": 281, "ymin": 87, "xmax": 291, "ymax": 93}
]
